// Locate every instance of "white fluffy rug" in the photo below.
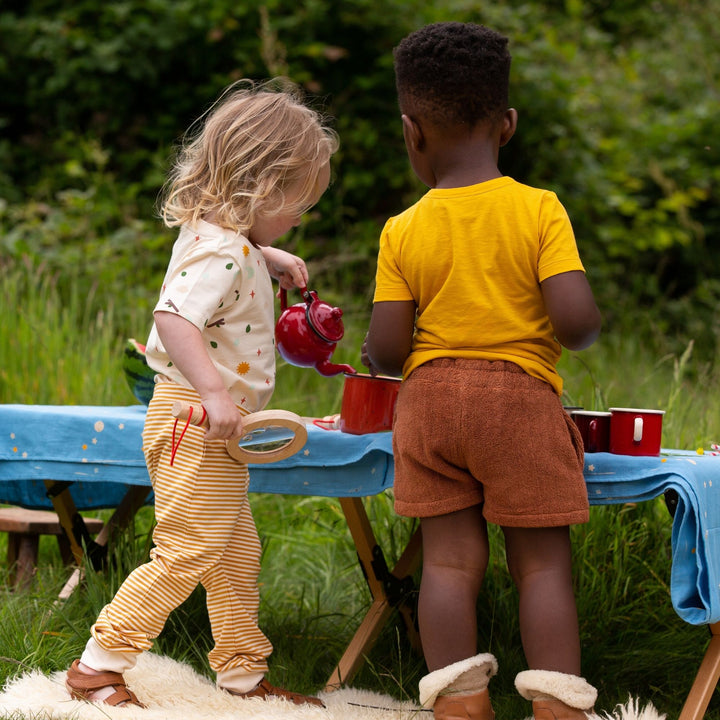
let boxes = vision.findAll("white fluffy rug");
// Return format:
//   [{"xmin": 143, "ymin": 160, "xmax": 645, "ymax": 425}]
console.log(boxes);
[
  {"xmin": 0, "ymin": 652, "xmax": 665, "ymax": 720},
  {"xmin": 0, "ymin": 652, "xmax": 426, "ymax": 720}
]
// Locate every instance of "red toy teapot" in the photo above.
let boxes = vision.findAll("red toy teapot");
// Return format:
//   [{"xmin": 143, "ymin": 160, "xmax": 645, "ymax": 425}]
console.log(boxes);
[{"xmin": 275, "ymin": 287, "xmax": 356, "ymax": 376}]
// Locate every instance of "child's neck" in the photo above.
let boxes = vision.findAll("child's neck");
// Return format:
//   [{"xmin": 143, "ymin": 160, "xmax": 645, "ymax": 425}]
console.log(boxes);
[
  {"xmin": 428, "ymin": 135, "xmax": 503, "ymax": 189},
  {"xmin": 433, "ymin": 166, "xmax": 503, "ymax": 189}
]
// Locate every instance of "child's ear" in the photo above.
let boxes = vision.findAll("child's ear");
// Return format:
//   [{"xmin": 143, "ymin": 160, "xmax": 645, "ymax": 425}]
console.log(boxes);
[
  {"xmin": 499, "ymin": 108, "xmax": 518, "ymax": 147},
  {"xmin": 401, "ymin": 114, "xmax": 425, "ymax": 152}
]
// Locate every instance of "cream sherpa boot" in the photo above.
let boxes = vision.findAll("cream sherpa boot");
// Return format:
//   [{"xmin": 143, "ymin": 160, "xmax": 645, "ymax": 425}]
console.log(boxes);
[
  {"xmin": 419, "ymin": 653, "xmax": 498, "ymax": 720},
  {"xmin": 515, "ymin": 669, "xmax": 597, "ymax": 720}
]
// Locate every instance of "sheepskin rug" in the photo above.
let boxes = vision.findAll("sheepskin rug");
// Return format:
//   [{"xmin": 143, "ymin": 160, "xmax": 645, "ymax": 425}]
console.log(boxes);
[
  {"xmin": 0, "ymin": 652, "xmax": 665, "ymax": 720},
  {"xmin": 0, "ymin": 653, "xmax": 425, "ymax": 720}
]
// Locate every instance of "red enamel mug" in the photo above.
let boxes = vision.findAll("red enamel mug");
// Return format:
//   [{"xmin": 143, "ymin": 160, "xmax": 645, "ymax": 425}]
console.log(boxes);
[
  {"xmin": 609, "ymin": 407, "xmax": 665, "ymax": 456},
  {"xmin": 571, "ymin": 411, "xmax": 611, "ymax": 453}
]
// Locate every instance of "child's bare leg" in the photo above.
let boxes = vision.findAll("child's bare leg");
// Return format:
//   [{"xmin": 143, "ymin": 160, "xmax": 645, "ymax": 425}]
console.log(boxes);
[
  {"xmin": 502, "ymin": 525, "xmax": 581, "ymax": 674},
  {"xmin": 419, "ymin": 505, "xmax": 489, "ymax": 671}
]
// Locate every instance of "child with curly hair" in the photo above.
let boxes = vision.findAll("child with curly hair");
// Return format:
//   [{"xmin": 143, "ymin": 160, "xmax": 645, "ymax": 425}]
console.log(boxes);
[
  {"xmin": 363, "ymin": 22, "xmax": 602, "ymax": 720},
  {"xmin": 66, "ymin": 80, "xmax": 337, "ymax": 709}
]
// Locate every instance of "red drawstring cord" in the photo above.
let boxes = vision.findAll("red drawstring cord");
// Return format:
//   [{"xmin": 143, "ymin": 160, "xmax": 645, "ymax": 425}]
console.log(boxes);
[{"xmin": 169, "ymin": 404, "xmax": 207, "ymax": 466}]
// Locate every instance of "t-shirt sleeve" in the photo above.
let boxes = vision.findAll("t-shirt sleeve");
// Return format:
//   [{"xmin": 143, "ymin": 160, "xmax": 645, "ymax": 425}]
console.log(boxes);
[
  {"xmin": 537, "ymin": 192, "xmax": 586, "ymax": 283},
  {"xmin": 373, "ymin": 218, "xmax": 415, "ymax": 303},
  {"xmin": 154, "ymin": 249, "xmax": 239, "ymax": 330}
]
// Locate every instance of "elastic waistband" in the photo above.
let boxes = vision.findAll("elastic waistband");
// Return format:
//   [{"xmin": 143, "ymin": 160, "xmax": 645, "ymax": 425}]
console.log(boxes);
[
  {"xmin": 420, "ymin": 358, "xmax": 526, "ymax": 374},
  {"xmin": 150, "ymin": 380, "xmax": 251, "ymax": 416},
  {"xmin": 151, "ymin": 380, "xmax": 201, "ymax": 401}
]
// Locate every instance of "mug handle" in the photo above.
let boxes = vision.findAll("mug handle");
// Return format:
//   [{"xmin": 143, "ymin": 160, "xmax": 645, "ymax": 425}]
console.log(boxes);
[
  {"xmin": 588, "ymin": 419, "xmax": 598, "ymax": 453},
  {"xmin": 633, "ymin": 417, "xmax": 643, "ymax": 443}
]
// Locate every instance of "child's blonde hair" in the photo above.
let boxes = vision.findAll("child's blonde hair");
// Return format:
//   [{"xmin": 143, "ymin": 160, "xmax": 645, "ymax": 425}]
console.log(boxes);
[{"xmin": 160, "ymin": 79, "xmax": 339, "ymax": 234}]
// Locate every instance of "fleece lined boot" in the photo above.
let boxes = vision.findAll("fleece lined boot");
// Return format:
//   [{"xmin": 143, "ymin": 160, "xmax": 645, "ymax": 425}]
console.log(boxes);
[
  {"xmin": 419, "ymin": 653, "xmax": 498, "ymax": 720},
  {"xmin": 515, "ymin": 669, "xmax": 597, "ymax": 720}
]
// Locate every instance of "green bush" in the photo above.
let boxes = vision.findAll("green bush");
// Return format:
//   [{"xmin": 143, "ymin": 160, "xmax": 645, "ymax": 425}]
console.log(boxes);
[{"xmin": 1, "ymin": 0, "xmax": 719, "ymax": 356}]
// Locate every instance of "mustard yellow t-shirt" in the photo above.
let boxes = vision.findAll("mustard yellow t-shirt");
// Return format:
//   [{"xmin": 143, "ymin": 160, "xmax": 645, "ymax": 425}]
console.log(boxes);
[{"xmin": 373, "ymin": 176, "xmax": 585, "ymax": 394}]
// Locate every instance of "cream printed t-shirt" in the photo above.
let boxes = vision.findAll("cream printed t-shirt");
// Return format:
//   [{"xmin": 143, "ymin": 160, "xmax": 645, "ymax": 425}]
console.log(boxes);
[{"xmin": 146, "ymin": 220, "xmax": 275, "ymax": 412}]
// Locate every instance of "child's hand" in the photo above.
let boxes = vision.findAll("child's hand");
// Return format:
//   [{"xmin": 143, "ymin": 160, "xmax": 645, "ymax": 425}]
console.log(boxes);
[
  {"xmin": 262, "ymin": 247, "xmax": 309, "ymax": 290},
  {"xmin": 201, "ymin": 390, "xmax": 245, "ymax": 441}
]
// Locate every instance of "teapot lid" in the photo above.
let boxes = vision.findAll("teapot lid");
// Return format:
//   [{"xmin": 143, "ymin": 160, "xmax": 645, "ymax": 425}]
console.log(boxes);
[{"xmin": 304, "ymin": 290, "xmax": 345, "ymax": 343}]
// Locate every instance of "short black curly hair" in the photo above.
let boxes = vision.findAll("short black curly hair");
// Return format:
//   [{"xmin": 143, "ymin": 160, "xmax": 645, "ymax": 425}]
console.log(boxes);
[{"xmin": 393, "ymin": 22, "xmax": 511, "ymax": 129}]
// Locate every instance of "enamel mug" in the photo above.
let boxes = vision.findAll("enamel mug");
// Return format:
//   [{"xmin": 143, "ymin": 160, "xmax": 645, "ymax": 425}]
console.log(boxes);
[
  {"xmin": 609, "ymin": 408, "xmax": 665, "ymax": 456},
  {"xmin": 571, "ymin": 411, "xmax": 611, "ymax": 453}
]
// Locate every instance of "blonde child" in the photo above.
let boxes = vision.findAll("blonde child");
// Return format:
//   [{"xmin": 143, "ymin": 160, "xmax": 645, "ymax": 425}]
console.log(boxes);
[
  {"xmin": 66, "ymin": 80, "xmax": 337, "ymax": 708},
  {"xmin": 363, "ymin": 23, "xmax": 602, "ymax": 720}
]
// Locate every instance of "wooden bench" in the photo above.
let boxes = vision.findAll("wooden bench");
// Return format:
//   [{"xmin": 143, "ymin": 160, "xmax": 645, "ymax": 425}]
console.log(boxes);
[{"xmin": 0, "ymin": 507, "xmax": 104, "ymax": 589}]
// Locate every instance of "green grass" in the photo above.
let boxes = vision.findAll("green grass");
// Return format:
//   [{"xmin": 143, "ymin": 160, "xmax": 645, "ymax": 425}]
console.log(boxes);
[
  {"xmin": 1, "ymin": 261, "xmax": 720, "ymax": 719},
  {"xmin": 0, "ymin": 259, "xmax": 149, "ymax": 407}
]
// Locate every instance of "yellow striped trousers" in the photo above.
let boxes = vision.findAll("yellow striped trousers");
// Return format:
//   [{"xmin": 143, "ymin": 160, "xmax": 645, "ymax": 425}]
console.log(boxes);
[{"xmin": 90, "ymin": 382, "xmax": 272, "ymax": 677}]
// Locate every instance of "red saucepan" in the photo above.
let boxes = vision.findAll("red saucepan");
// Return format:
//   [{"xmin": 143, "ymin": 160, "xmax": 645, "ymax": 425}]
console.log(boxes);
[{"xmin": 338, "ymin": 373, "xmax": 401, "ymax": 435}]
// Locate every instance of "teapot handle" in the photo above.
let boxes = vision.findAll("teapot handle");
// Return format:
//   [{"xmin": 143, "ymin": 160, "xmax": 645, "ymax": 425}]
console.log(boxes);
[{"xmin": 279, "ymin": 286, "xmax": 310, "ymax": 311}]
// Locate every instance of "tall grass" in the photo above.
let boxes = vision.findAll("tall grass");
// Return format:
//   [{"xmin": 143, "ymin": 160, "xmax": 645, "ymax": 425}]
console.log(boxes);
[
  {"xmin": 1, "ymin": 261, "xmax": 719, "ymax": 719},
  {"xmin": 0, "ymin": 259, "xmax": 149, "ymax": 406}
]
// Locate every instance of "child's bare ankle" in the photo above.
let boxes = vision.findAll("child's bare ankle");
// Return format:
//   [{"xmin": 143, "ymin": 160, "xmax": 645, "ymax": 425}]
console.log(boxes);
[{"xmin": 77, "ymin": 662, "xmax": 100, "ymax": 675}]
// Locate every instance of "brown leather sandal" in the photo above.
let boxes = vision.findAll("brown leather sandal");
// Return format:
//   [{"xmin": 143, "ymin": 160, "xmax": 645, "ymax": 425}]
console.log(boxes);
[
  {"xmin": 66, "ymin": 659, "xmax": 147, "ymax": 708},
  {"xmin": 226, "ymin": 678, "xmax": 325, "ymax": 707}
]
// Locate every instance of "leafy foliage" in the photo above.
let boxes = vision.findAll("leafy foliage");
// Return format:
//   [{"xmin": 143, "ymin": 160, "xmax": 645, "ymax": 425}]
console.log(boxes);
[{"xmin": 1, "ymin": 0, "xmax": 719, "ymax": 355}]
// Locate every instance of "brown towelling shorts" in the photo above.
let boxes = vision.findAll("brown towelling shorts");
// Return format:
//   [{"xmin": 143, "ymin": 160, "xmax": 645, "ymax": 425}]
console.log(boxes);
[{"xmin": 392, "ymin": 358, "xmax": 588, "ymax": 527}]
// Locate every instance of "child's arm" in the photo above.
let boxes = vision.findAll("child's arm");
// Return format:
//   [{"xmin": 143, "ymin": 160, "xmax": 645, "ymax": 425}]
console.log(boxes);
[
  {"xmin": 363, "ymin": 300, "xmax": 416, "ymax": 377},
  {"xmin": 261, "ymin": 246, "xmax": 309, "ymax": 290},
  {"xmin": 153, "ymin": 311, "xmax": 245, "ymax": 441},
  {"xmin": 541, "ymin": 270, "xmax": 602, "ymax": 351}
]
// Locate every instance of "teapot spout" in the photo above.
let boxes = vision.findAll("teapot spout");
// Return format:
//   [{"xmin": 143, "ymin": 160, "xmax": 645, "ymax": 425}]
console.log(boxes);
[{"xmin": 315, "ymin": 360, "xmax": 357, "ymax": 377}]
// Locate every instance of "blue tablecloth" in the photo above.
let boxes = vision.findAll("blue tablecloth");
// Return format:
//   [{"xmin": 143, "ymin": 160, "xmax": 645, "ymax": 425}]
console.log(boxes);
[
  {"xmin": 0, "ymin": 404, "xmax": 394, "ymax": 505},
  {"xmin": 1, "ymin": 404, "xmax": 719, "ymax": 625},
  {"xmin": 584, "ymin": 451, "xmax": 720, "ymax": 625}
]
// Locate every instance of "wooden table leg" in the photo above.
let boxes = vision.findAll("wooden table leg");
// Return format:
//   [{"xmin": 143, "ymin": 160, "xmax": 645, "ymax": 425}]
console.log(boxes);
[
  {"xmin": 324, "ymin": 497, "xmax": 422, "ymax": 691},
  {"xmin": 48, "ymin": 484, "xmax": 153, "ymax": 602},
  {"xmin": 679, "ymin": 622, "xmax": 720, "ymax": 720},
  {"xmin": 92, "ymin": 484, "xmax": 152, "ymax": 548},
  {"xmin": 43, "ymin": 481, "xmax": 86, "ymax": 565}
]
